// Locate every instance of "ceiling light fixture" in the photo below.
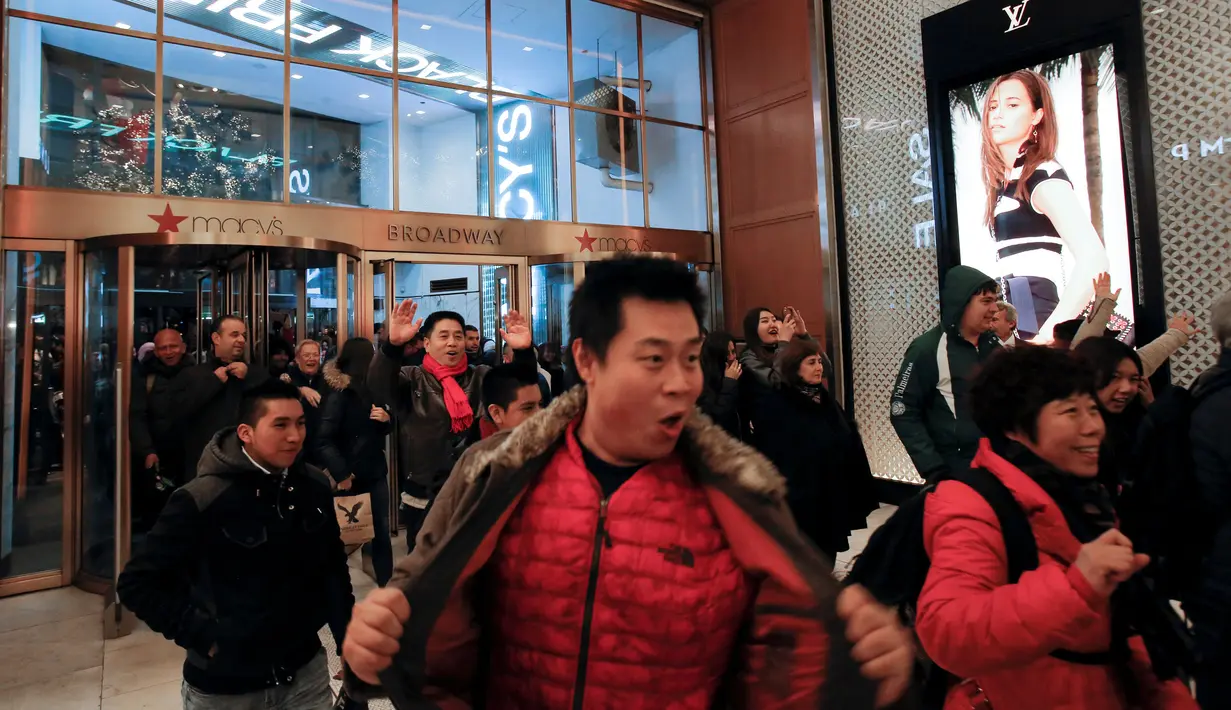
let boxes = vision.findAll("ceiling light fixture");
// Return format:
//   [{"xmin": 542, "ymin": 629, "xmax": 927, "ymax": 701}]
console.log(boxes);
[
  {"xmin": 251, "ymin": 133, "xmax": 261, "ymax": 137},
  {"xmin": 416, "ymin": 110, "xmax": 425, "ymax": 115},
  {"xmin": 177, "ymin": 83, "xmax": 185, "ymax": 88},
  {"xmin": 211, "ymin": 87, "xmax": 219, "ymax": 92},
  {"xmin": 420, "ymin": 24, "xmax": 432, "ymax": 30},
  {"xmin": 523, "ymin": 46, "xmax": 533, "ymax": 52},
  {"xmin": 291, "ymin": 73, "xmax": 303, "ymax": 79},
  {"xmin": 115, "ymin": 22, "xmax": 131, "ymax": 29},
  {"xmin": 213, "ymin": 51, "xmax": 227, "ymax": 57},
  {"xmin": 359, "ymin": 93, "xmax": 370, "ymax": 99}
]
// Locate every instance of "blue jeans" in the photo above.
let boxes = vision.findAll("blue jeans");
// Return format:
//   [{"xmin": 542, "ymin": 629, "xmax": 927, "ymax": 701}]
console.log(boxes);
[{"xmin": 181, "ymin": 651, "xmax": 332, "ymax": 710}]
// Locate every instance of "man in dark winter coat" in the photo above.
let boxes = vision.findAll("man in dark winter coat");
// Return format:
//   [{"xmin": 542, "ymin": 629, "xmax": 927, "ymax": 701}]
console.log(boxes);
[
  {"xmin": 171, "ymin": 315, "xmax": 270, "ymax": 477},
  {"xmin": 369, "ymin": 304, "xmax": 536, "ymax": 550},
  {"xmin": 890, "ymin": 265, "xmax": 1002, "ymax": 480},
  {"xmin": 1190, "ymin": 291, "xmax": 1231, "ymax": 709},
  {"xmin": 117, "ymin": 380, "xmax": 354, "ymax": 710},
  {"xmin": 130, "ymin": 329, "xmax": 191, "ymax": 527}
]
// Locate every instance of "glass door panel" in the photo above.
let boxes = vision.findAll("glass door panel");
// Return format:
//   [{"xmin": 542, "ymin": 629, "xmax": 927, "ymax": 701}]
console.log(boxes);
[
  {"xmin": 531, "ymin": 262, "xmax": 575, "ymax": 349},
  {"xmin": 0, "ymin": 251, "xmax": 68, "ymax": 583},
  {"xmin": 80, "ymin": 249, "xmax": 120, "ymax": 581}
]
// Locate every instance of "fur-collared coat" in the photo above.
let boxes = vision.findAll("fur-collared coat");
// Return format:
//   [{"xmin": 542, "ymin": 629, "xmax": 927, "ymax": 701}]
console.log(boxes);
[{"xmin": 346, "ymin": 387, "xmax": 905, "ymax": 710}]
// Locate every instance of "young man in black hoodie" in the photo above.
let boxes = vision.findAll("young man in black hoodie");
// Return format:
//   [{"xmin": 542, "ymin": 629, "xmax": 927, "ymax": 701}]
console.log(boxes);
[
  {"xmin": 118, "ymin": 379, "xmax": 354, "ymax": 710},
  {"xmin": 172, "ymin": 315, "xmax": 270, "ymax": 478},
  {"xmin": 890, "ymin": 265, "xmax": 1002, "ymax": 480}
]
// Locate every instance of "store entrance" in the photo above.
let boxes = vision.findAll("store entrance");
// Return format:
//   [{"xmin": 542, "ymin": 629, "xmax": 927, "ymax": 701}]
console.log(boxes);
[{"xmin": 67, "ymin": 234, "xmax": 360, "ymax": 633}]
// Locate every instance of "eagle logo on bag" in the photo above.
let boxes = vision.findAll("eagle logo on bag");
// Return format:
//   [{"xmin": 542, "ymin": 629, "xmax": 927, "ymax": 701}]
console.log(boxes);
[{"xmin": 337, "ymin": 500, "xmax": 365, "ymax": 524}]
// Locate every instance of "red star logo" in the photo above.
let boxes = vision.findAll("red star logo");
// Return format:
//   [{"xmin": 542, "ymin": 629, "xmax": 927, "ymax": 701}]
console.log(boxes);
[
  {"xmin": 148, "ymin": 204, "xmax": 187, "ymax": 232},
  {"xmin": 575, "ymin": 229, "xmax": 596, "ymax": 252}
]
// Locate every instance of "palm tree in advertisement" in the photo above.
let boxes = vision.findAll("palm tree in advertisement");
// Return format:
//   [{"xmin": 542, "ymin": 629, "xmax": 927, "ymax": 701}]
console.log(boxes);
[{"xmin": 950, "ymin": 46, "xmax": 1114, "ymax": 240}]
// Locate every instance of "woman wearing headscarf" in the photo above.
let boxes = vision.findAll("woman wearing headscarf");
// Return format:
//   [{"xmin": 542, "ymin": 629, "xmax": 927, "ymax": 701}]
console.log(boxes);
[
  {"xmin": 697, "ymin": 330, "xmax": 741, "ymax": 437},
  {"xmin": 753, "ymin": 338, "xmax": 877, "ymax": 560},
  {"xmin": 316, "ymin": 337, "xmax": 394, "ymax": 586}
]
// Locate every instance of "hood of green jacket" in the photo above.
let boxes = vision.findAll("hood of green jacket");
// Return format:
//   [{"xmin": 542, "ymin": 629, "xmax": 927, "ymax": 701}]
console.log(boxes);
[{"xmin": 940, "ymin": 265, "xmax": 997, "ymax": 330}]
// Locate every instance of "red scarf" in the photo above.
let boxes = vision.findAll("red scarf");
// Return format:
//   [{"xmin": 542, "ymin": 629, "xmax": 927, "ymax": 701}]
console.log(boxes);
[{"xmin": 422, "ymin": 354, "xmax": 474, "ymax": 434}]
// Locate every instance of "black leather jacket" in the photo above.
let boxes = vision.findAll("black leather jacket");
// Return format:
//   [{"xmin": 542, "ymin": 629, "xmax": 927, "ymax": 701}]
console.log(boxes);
[{"xmin": 369, "ymin": 339, "xmax": 534, "ymax": 490}]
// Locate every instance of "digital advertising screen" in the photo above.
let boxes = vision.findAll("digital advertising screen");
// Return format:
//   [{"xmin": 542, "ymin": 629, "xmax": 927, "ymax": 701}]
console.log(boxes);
[{"xmin": 947, "ymin": 45, "xmax": 1137, "ymax": 344}]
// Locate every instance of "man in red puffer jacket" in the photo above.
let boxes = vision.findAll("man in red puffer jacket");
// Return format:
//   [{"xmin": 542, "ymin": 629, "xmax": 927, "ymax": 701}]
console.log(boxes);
[{"xmin": 341, "ymin": 257, "xmax": 916, "ymax": 710}]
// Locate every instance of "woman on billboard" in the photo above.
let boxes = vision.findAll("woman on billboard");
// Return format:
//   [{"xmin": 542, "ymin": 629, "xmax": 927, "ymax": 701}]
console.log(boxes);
[{"xmin": 981, "ymin": 69, "xmax": 1109, "ymax": 341}]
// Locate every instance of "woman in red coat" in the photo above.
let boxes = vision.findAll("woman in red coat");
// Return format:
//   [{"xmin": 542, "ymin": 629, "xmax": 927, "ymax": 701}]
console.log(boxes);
[{"xmin": 915, "ymin": 346, "xmax": 1196, "ymax": 710}]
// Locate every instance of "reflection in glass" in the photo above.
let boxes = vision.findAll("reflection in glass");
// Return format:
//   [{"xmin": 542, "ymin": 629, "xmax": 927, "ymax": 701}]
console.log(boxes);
[
  {"xmin": 646, "ymin": 123, "xmax": 706, "ymax": 231},
  {"xmin": 479, "ymin": 100, "xmax": 567, "ymax": 221},
  {"xmin": 571, "ymin": 0, "xmax": 639, "ymax": 114},
  {"xmin": 574, "ymin": 109, "xmax": 644, "ymax": 227},
  {"xmin": 0, "ymin": 252, "xmax": 67, "ymax": 581},
  {"xmin": 10, "ymin": 0, "xmax": 157, "ymax": 33},
  {"xmin": 161, "ymin": 43, "xmax": 285, "ymax": 201},
  {"xmin": 491, "ymin": 0, "xmax": 567, "ymax": 100},
  {"xmin": 6, "ymin": 20, "xmax": 156, "ymax": 193},
  {"xmin": 398, "ymin": 82, "xmax": 482, "ymax": 216},
  {"xmin": 531, "ymin": 263, "xmax": 573, "ymax": 347},
  {"xmin": 81, "ymin": 249, "xmax": 119, "ymax": 581},
  {"xmin": 290, "ymin": 0, "xmax": 394, "ymax": 69},
  {"xmin": 393, "ymin": 263, "xmax": 482, "ymax": 332},
  {"xmin": 396, "ymin": 0, "xmax": 487, "ymax": 97},
  {"xmin": 291, "ymin": 65, "xmax": 392, "ymax": 209},
  {"xmin": 641, "ymin": 18, "xmax": 702, "ymax": 126},
  {"xmin": 162, "ymin": 0, "xmax": 286, "ymax": 54}
]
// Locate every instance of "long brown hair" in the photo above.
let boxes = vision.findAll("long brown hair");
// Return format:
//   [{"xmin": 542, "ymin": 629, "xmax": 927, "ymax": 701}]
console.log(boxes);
[{"xmin": 980, "ymin": 69, "xmax": 1059, "ymax": 227}]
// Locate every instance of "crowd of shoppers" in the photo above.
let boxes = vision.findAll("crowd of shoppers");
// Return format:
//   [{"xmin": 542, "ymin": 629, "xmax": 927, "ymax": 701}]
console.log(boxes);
[{"xmin": 111, "ymin": 253, "xmax": 1231, "ymax": 710}]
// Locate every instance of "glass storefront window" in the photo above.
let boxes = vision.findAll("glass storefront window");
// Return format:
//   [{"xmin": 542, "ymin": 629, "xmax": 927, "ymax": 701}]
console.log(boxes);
[
  {"xmin": 7, "ymin": 20, "xmax": 156, "ymax": 194},
  {"xmin": 398, "ymin": 82, "xmax": 482, "ymax": 216},
  {"xmin": 574, "ymin": 108, "xmax": 644, "ymax": 227},
  {"xmin": 397, "ymin": 0, "xmax": 487, "ymax": 95},
  {"xmin": 290, "ymin": 1, "xmax": 394, "ymax": 69},
  {"xmin": 641, "ymin": 18, "xmax": 702, "ymax": 126},
  {"xmin": 290, "ymin": 64, "xmax": 393, "ymax": 210},
  {"xmin": 646, "ymin": 123, "xmax": 706, "ymax": 231},
  {"xmin": 81, "ymin": 249, "xmax": 118, "ymax": 581},
  {"xmin": 10, "ymin": 0, "xmax": 157, "ymax": 33},
  {"xmin": 0, "ymin": 251, "xmax": 67, "ymax": 581},
  {"xmin": 491, "ymin": 0, "xmax": 567, "ymax": 101},
  {"xmin": 572, "ymin": 0, "xmax": 639, "ymax": 115},
  {"xmin": 479, "ymin": 99, "xmax": 570, "ymax": 221},
  {"xmin": 162, "ymin": 0, "xmax": 286, "ymax": 54},
  {"xmin": 161, "ymin": 43, "xmax": 285, "ymax": 201}
]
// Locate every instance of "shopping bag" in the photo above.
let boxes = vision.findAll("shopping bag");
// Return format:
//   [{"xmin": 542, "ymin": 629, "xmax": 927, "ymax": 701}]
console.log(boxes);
[{"xmin": 334, "ymin": 492, "xmax": 375, "ymax": 546}]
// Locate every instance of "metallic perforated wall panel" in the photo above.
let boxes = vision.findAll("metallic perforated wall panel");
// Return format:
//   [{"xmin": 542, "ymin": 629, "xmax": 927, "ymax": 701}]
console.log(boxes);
[{"xmin": 829, "ymin": 0, "xmax": 1231, "ymax": 483}]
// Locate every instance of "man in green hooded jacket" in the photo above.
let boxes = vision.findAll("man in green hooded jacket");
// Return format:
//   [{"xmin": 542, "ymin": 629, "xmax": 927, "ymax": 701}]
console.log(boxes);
[{"xmin": 890, "ymin": 265, "xmax": 1002, "ymax": 480}]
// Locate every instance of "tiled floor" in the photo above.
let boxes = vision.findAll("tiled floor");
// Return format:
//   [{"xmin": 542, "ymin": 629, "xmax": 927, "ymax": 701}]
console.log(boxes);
[{"xmin": 0, "ymin": 506, "xmax": 895, "ymax": 709}]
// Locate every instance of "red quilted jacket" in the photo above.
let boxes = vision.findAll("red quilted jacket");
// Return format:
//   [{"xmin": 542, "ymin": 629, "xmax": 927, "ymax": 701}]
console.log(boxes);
[
  {"xmin": 916, "ymin": 439, "xmax": 1197, "ymax": 710},
  {"xmin": 485, "ymin": 423, "xmax": 752, "ymax": 708},
  {"xmin": 347, "ymin": 388, "xmax": 892, "ymax": 710}
]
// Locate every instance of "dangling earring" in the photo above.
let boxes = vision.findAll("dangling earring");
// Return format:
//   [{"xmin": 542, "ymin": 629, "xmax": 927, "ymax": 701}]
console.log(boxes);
[{"xmin": 1031, "ymin": 127, "xmax": 1038, "ymax": 143}]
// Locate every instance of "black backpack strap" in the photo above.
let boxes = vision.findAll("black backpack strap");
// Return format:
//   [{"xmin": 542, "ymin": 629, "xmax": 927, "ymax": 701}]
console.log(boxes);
[{"xmin": 947, "ymin": 468, "xmax": 1039, "ymax": 582}]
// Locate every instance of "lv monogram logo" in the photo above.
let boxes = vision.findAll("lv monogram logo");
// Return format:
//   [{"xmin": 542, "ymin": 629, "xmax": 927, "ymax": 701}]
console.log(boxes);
[{"xmin": 1002, "ymin": 0, "xmax": 1032, "ymax": 33}]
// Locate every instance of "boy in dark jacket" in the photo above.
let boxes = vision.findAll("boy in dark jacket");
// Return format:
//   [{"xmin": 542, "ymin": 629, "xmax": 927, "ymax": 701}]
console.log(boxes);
[
  {"xmin": 890, "ymin": 265, "xmax": 1002, "ymax": 480},
  {"xmin": 117, "ymin": 380, "xmax": 353, "ymax": 710}
]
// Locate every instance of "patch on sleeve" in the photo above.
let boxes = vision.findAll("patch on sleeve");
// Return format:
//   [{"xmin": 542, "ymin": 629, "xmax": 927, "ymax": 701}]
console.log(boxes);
[{"xmin": 891, "ymin": 400, "xmax": 907, "ymax": 417}]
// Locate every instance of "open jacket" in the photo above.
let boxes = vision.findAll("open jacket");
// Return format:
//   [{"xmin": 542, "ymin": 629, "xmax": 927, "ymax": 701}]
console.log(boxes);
[
  {"xmin": 346, "ymin": 387, "xmax": 901, "ymax": 710},
  {"xmin": 916, "ymin": 440, "xmax": 1196, "ymax": 710},
  {"xmin": 890, "ymin": 266, "xmax": 1002, "ymax": 480},
  {"xmin": 369, "ymin": 339, "xmax": 535, "ymax": 491}
]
